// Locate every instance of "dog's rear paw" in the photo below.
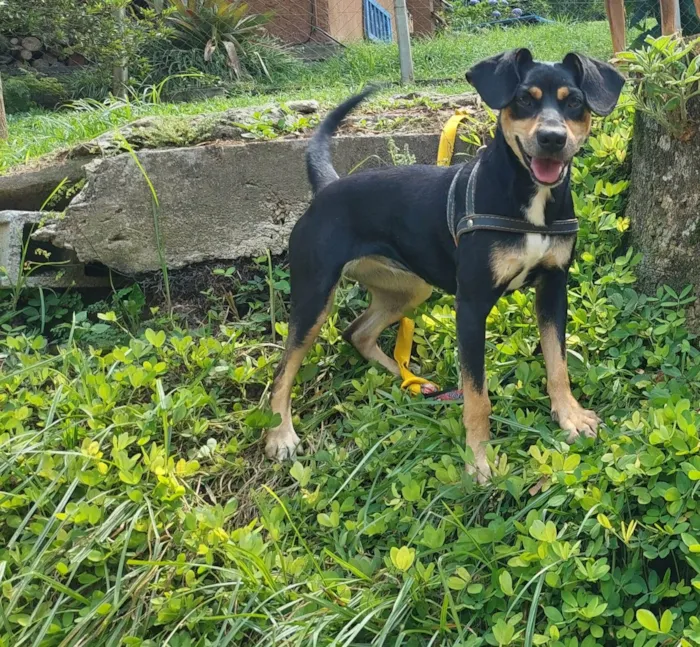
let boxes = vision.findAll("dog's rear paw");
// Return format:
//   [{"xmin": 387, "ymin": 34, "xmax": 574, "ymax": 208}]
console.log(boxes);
[
  {"xmin": 265, "ymin": 427, "xmax": 300, "ymax": 461},
  {"xmin": 466, "ymin": 452, "xmax": 492, "ymax": 485},
  {"xmin": 552, "ymin": 400, "xmax": 600, "ymax": 443}
]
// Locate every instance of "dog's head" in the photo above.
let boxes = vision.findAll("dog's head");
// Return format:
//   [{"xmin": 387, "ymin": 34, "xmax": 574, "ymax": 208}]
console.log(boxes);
[{"xmin": 466, "ymin": 49, "xmax": 624, "ymax": 187}]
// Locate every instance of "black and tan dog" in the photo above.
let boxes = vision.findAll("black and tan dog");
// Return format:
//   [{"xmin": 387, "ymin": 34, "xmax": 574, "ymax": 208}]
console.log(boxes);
[{"xmin": 265, "ymin": 49, "xmax": 624, "ymax": 482}]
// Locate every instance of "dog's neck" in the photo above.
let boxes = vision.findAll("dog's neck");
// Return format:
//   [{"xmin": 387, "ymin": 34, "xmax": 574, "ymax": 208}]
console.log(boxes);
[{"xmin": 475, "ymin": 127, "xmax": 573, "ymax": 226}]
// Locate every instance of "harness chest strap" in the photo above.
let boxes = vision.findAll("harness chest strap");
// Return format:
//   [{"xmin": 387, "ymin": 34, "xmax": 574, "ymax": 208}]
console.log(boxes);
[
  {"xmin": 447, "ymin": 159, "xmax": 580, "ymax": 244},
  {"xmin": 396, "ymin": 152, "xmax": 580, "ymax": 399}
]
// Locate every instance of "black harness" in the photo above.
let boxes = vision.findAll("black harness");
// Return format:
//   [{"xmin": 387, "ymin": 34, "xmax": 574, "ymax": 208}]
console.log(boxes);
[{"xmin": 446, "ymin": 158, "xmax": 580, "ymax": 244}]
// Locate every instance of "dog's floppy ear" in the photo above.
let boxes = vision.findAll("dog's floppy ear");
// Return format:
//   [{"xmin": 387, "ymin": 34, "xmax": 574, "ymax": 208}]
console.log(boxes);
[
  {"xmin": 466, "ymin": 48, "xmax": 533, "ymax": 109},
  {"xmin": 562, "ymin": 53, "xmax": 625, "ymax": 116}
]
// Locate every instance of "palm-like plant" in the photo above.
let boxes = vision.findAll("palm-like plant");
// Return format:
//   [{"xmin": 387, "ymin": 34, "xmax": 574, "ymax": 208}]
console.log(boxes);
[{"xmin": 166, "ymin": 0, "xmax": 273, "ymax": 78}]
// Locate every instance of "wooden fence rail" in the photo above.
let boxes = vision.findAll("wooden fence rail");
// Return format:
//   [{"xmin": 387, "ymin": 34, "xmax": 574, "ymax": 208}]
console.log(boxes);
[{"xmin": 606, "ymin": 0, "xmax": 689, "ymax": 53}]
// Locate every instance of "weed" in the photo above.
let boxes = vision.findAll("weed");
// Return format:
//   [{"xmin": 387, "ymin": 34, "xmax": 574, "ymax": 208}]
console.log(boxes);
[{"xmin": 618, "ymin": 35, "xmax": 700, "ymax": 139}]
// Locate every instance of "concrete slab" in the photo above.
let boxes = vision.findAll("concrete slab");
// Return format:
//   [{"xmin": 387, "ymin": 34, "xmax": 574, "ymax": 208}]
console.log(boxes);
[
  {"xmin": 0, "ymin": 159, "xmax": 91, "ymax": 211},
  {"xmin": 0, "ymin": 210, "xmax": 110, "ymax": 289},
  {"xmin": 33, "ymin": 132, "xmax": 471, "ymax": 275}
]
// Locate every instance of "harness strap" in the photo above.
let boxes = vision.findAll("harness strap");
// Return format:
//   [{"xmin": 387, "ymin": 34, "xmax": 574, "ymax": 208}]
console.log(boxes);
[
  {"xmin": 448, "ymin": 158, "xmax": 580, "ymax": 244},
  {"xmin": 455, "ymin": 215, "xmax": 580, "ymax": 238}
]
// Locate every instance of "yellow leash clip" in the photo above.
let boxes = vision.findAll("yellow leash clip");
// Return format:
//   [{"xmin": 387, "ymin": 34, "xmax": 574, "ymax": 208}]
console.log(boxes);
[{"xmin": 394, "ymin": 109, "xmax": 470, "ymax": 395}]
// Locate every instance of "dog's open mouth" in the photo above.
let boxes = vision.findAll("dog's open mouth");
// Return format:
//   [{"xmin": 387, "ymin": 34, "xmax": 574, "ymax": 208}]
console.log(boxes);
[
  {"xmin": 529, "ymin": 158, "xmax": 566, "ymax": 184},
  {"xmin": 516, "ymin": 138, "xmax": 568, "ymax": 185}
]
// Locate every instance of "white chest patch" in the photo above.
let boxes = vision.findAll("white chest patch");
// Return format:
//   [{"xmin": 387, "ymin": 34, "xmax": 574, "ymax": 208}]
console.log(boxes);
[
  {"xmin": 523, "ymin": 186, "xmax": 551, "ymax": 226},
  {"xmin": 504, "ymin": 186, "xmax": 553, "ymax": 289},
  {"xmin": 490, "ymin": 183, "xmax": 576, "ymax": 291}
]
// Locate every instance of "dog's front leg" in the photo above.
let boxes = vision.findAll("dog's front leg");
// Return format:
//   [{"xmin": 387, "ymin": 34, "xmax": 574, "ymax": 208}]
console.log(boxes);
[
  {"xmin": 536, "ymin": 268, "xmax": 600, "ymax": 442},
  {"xmin": 456, "ymin": 286, "xmax": 499, "ymax": 484}
]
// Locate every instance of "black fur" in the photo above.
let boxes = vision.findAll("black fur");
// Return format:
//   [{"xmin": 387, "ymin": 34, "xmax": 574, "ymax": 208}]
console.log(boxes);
[
  {"xmin": 465, "ymin": 48, "xmax": 534, "ymax": 109},
  {"xmin": 306, "ymin": 86, "xmax": 378, "ymax": 194},
  {"xmin": 562, "ymin": 53, "xmax": 625, "ymax": 116},
  {"xmin": 272, "ymin": 50, "xmax": 624, "ymax": 467}
]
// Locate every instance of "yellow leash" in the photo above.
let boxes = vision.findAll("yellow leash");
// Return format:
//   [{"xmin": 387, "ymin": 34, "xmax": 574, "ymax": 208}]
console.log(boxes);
[
  {"xmin": 436, "ymin": 111, "xmax": 472, "ymax": 167},
  {"xmin": 394, "ymin": 110, "xmax": 470, "ymax": 395},
  {"xmin": 395, "ymin": 317, "xmax": 437, "ymax": 395}
]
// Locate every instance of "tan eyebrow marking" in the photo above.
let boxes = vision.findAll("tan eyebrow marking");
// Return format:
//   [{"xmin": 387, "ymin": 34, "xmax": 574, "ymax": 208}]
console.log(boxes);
[
  {"xmin": 528, "ymin": 86, "xmax": 543, "ymax": 100},
  {"xmin": 557, "ymin": 87, "xmax": 570, "ymax": 100}
]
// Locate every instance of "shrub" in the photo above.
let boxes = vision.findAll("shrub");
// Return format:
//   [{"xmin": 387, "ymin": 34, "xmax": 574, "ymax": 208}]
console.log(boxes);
[
  {"xmin": 546, "ymin": 0, "xmax": 606, "ymax": 21},
  {"xmin": 448, "ymin": 0, "xmax": 550, "ymax": 29},
  {"xmin": 447, "ymin": 0, "xmax": 605, "ymax": 29},
  {"xmin": 2, "ymin": 70, "xmax": 69, "ymax": 113},
  {"xmin": 0, "ymin": 0, "xmax": 164, "ymax": 80},
  {"xmin": 618, "ymin": 35, "xmax": 700, "ymax": 139},
  {"xmin": 159, "ymin": 0, "xmax": 285, "ymax": 80}
]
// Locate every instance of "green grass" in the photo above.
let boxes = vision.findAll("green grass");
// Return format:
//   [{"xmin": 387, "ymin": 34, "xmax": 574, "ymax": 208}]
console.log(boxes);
[
  {"xmin": 0, "ymin": 21, "xmax": 612, "ymax": 174},
  {"xmin": 2, "ymin": 102, "xmax": 700, "ymax": 646}
]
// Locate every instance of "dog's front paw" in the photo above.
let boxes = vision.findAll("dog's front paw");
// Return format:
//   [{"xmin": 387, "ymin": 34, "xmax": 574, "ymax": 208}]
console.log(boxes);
[
  {"xmin": 466, "ymin": 450, "xmax": 492, "ymax": 485},
  {"xmin": 552, "ymin": 399, "xmax": 600, "ymax": 443},
  {"xmin": 265, "ymin": 425, "xmax": 300, "ymax": 461}
]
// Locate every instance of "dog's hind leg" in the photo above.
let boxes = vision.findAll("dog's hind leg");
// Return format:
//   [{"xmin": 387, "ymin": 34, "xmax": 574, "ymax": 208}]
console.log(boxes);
[
  {"xmin": 266, "ymin": 268, "xmax": 339, "ymax": 460},
  {"xmin": 343, "ymin": 258, "xmax": 433, "ymax": 375}
]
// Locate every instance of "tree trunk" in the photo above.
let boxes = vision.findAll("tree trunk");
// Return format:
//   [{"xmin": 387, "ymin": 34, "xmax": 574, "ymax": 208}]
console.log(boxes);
[
  {"xmin": 0, "ymin": 73, "xmax": 7, "ymax": 141},
  {"xmin": 626, "ymin": 102, "xmax": 700, "ymax": 330}
]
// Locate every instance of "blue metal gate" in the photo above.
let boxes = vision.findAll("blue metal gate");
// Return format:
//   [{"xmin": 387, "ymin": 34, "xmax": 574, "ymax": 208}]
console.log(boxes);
[{"xmin": 363, "ymin": 0, "xmax": 393, "ymax": 42}]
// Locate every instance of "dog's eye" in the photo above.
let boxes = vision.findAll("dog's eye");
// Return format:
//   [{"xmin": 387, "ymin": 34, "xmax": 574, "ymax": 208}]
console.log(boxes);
[
  {"xmin": 567, "ymin": 96, "xmax": 583, "ymax": 109},
  {"xmin": 517, "ymin": 94, "xmax": 533, "ymax": 107}
]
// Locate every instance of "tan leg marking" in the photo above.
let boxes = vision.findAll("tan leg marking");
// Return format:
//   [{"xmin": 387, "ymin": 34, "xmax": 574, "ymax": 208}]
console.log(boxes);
[
  {"xmin": 490, "ymin": 244, "xmax": 525, "ymax": 288},
  {"xmin": 267, "ymin": 292, "xmax": 335, "ymax": 460},
  {"xmin": 463, "ymin": 374, "xmax": 492, "ymax": 484},
  {"xmin": 539, "ymin": 324, "xmax": 600, "ymax": 443},
  {"xmin": 541, "ymin": 236, "xmax": 576, "ymax": 270},
  {"xmin": 343, "ymin": 257, "xmax": 432, "ymax": 375}
]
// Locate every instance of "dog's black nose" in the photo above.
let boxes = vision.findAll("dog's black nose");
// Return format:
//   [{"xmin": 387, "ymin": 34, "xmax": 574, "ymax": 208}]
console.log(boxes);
[{"xmin": 537, "ymin": 129, "xmax": 567, "ymax": 153}]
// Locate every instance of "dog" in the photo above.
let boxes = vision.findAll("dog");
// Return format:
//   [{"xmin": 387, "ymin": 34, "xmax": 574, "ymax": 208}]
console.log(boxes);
[{"xmin": 265, "ymin": 49, "xmax": 624, "ymax": 483}]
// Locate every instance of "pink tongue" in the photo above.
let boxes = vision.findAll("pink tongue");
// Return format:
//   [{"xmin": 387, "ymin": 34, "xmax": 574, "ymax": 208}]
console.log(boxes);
[{"xmin": 531, "ymin": 158, "xmax": 565, "ymax": 184}]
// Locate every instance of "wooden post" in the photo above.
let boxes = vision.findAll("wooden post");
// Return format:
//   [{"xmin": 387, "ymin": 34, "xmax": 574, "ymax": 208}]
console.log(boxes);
[
  {"xmin": 605, "ymin": 0, "xmax": 627, "ymax": 54},
  {"xmin": 660, "ymin": 0, "xmax": 681, "ymax": 34},
  {"xmin": 0, "ymin": 73, "xmax": 7, "ymax": 141},
  {"xmin": 394, "ymin": 0, "xmax": 415, "ymax": 84},
  {"xmin": 694, "ymin": 0, "xmax": 700, "ymax": 18}
]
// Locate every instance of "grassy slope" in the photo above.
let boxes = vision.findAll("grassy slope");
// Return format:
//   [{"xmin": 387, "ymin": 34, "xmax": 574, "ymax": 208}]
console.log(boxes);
[
  {"xmin": 0, "ymin": 22, "xmax": 611, "ymax": 174},
  {"xmin": 2, "ymin": 102, "xmax": 700, "ymax": 645}
]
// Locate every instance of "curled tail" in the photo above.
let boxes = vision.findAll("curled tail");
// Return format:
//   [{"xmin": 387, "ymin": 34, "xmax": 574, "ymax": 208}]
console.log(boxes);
[{"xmin": 306, "ymin": 86, "xmax": 377, "ymax": 195}]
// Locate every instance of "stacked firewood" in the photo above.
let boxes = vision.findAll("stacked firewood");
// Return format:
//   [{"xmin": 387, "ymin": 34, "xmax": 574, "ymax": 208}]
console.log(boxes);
[{"xmin": 1, "ymin": 36, "xmax": 87, "ymax": 71}]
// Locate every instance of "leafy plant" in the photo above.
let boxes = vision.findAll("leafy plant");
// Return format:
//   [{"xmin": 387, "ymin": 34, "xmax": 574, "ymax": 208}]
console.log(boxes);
[
  {"xmin": 231, "ymin": 106, "xmax": 317, "ymax": 140},
  {"xmin": 1, "ymin": 70, "xmax": 69, "ymax": 114},
  {"xmin": 0, "ymin": 0, "xmax": 164, "ymax": 80},
  {"xmin": 163, "ymin": 0, "xmax": 277, "ymax": 80},
  {"xmin": 387, "ymin": 137, "xmax": 417, "ymax": 165},
  {"xmin": 617, "ymin": 35, "xmax": 700, "ymax": 139}
]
